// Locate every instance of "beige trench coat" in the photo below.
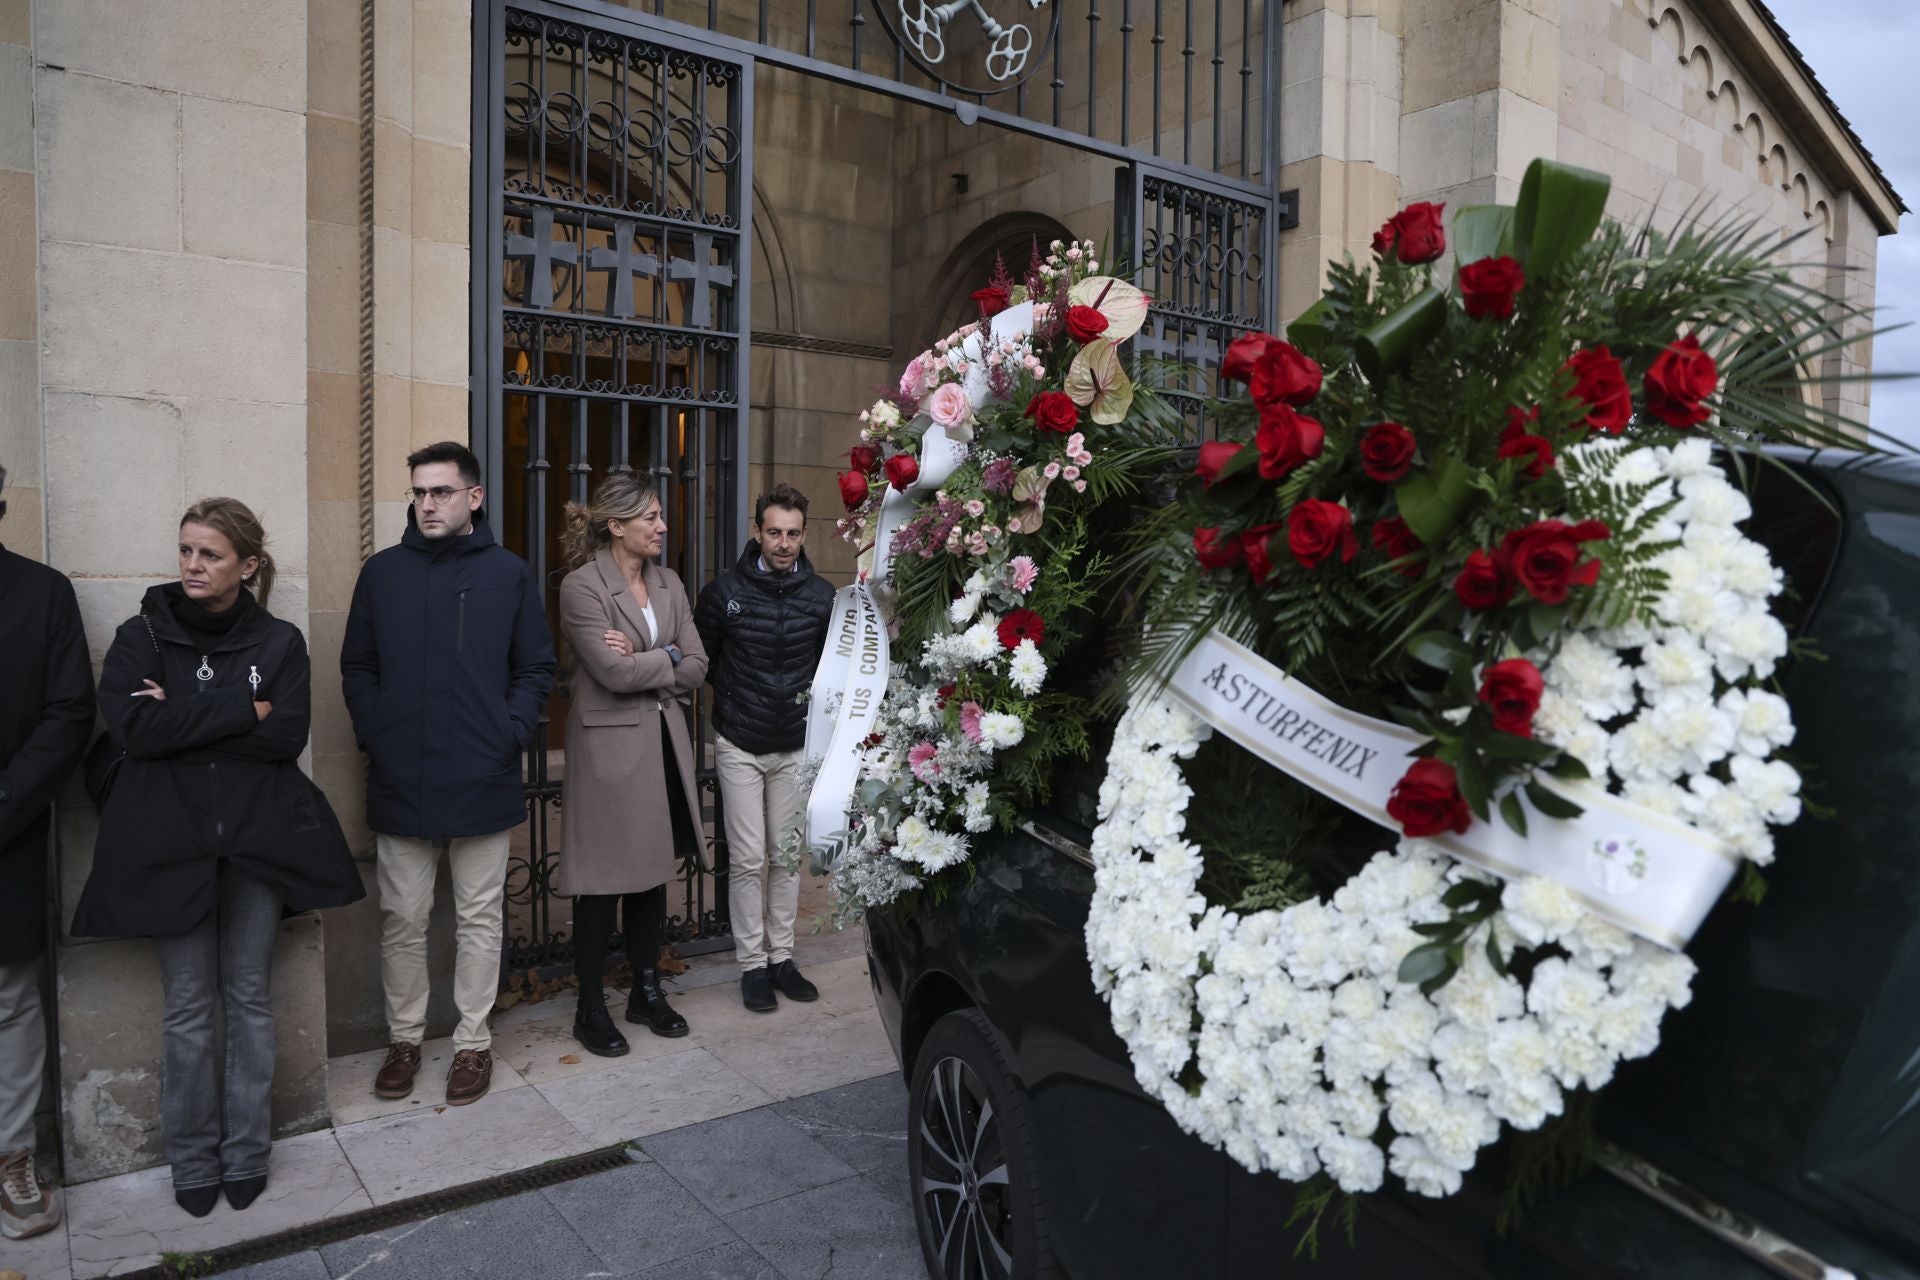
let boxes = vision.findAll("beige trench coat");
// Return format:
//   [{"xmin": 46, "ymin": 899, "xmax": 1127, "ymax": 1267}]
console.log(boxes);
[{"xmin": 555, "ymin": 550, "xmax": 709, "ymax": 897}]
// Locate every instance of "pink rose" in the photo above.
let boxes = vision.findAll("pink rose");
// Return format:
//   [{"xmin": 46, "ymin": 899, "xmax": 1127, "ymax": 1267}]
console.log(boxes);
[
  {"xmin": 926, "ymin": 381, "xmax": 973, "ymax": 432},
  {"xmin": 900, "ymin": 357, "xmax": 931, "ymax": 405}
]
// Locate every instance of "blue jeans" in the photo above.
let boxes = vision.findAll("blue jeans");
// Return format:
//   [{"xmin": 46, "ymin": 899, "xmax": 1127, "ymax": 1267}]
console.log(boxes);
[{"xmin": 152, "ymin": 868, "xmax": 282, "ymax": 1190}]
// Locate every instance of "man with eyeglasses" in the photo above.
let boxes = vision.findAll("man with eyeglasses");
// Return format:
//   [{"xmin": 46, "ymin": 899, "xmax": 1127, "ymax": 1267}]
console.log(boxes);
[{"xmin": 342, "ymin": 441, "xmax": 554, "ymax": 1106}]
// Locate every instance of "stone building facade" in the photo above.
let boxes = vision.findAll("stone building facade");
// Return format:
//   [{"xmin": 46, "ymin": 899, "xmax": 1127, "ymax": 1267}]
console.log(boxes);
[{"xmin": 1, "ymin": 0, "xmax": 1900, "ymax": 1184}]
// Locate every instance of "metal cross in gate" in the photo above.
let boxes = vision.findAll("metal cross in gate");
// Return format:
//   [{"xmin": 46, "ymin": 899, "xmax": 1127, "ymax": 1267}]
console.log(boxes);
[
  {"xmin": 504, "ymin": 205, "xmax": 580, "ymax": 310},
  {"xmin": 664, "ymin": 232, "xmax": 735, "ymax": 329}
]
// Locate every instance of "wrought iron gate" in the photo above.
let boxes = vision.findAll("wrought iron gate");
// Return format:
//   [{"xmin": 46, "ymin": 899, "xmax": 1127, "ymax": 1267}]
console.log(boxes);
[
  {"xmin": 1115, "ymin": 160, "xmax": 1287, "ymax": 436},
  {"xmin": 473, "ymin": 0, "xmax": 753, "ymax": 976}
]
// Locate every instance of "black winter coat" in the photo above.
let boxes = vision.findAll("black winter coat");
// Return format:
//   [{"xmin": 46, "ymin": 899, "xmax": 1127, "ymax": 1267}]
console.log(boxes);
[
  {"xmin": 71, "ymin": 585, "xmax": 364, "ymax": 939},
  {"xmin": 341, "ymin": 509, "xmax": 556, "ymax": 839},
  {"xmin": 693, "ymin": 541, "xmax": 836, "ymax": 755},
  {"xmin": 0, "ymin": 545, "xmax": 95, "ymax": 964}
]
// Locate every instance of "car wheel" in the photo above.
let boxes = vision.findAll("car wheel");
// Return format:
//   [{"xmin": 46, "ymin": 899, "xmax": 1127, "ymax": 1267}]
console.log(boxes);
[{"xmin": 908, "ymin": 1008, "xmax": 1058, "ymax": 1280}]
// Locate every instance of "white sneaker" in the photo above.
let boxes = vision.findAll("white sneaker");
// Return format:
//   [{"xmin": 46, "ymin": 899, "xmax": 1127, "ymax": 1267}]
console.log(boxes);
[{"xmin": 0, "ymin": 1147, "xmax": 60, "ymax": 1240}]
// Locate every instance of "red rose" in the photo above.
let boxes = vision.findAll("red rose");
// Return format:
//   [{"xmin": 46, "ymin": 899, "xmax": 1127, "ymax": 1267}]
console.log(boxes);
[
  {"xmin": 1370, "ymin": 515, "xmax": 1426, "ymax": 578},
  {"xmin": 1194, "ymin": 525, "xmax": 1245, "ymax": 570},
  {"xmin": 1248, "ymin": 341, "xmax": 1323, "ymax": 408},
  {"xmin": 1391, "ymin": 202, "xmax": 1447, "ymax": 265},
  {"xmin": 998, "ymin": 608, "xmax": 1045, "ymax": 649},
  {"xmin": 1496, "ymin": 407, "xmax": 1553, "ymax": 480},
  {"xmin": 972, "ymin": 285, "xmax": 1011, "ymax": 319},
  {"xmin": 1256, "ymin": 404, "xmax": 1326, "ymax": 480},
  {"xmin": 1359, "ymin": 421, "xmax": 1417, "ymax": 483},
  {"xmin": 884, "ymin": 453, "xmax": 919, "ymax": 491},
  {"xmin": 1478, "ymin": 658, "xmax": 1544, "ymax": 737},
  {"xmin": 1371, "ymin": 219, "xmax": 1398, "ymax": 259},
  {"xmin": 1221, "ymin": 332, "xmax": 1279, "ymax": 384},
  {"xmin": 849, "ymin": 443, "xmax": 879, "ymax": 474},
  {"xmin": 1195, "ymin": 440, "xmax": 1244, "ymax": 487},
  {"xmin": 1564, "ymin": 346, "xmax": 1633, "ymax": 435},
  {"xmin": 1241, "ymin": 523, "xmax": 1282, "ymax": 585},
  {"xmin": 1459, "ymin": 255, "xmax": 1526, "ymax": 320},
  {"xmin": 1286, "ymin": 499, "xmax": 1357, "ymax": 570},
  {"xmin": 1024, "ymin": 390, "xmax": 1081, "ymax": 434},
  {"xmin": 1496, "ymin": 519, "xmax": 1611, "ymax": 605},
  {"xmin": 837, "ymin": 469, "xmax": 870, "ymax": 510},
  {"xmin": 1643, "ymin": 334, "xmax": 1719, "ymax": 428},
  {"xmin": 936, "ymin": 682, "xmax": 956, "ymax": 708},
  {"xmin": 1387, "ymin": 758, "xmax": 1473, "ymax": 836},
  {"xmin": 1066, "ymin": 305, "xmax": 1110, "ymax": 344},
  {"xmin": 1453, "ymin": 549, "xmax": 1513, "ymax": 611}
]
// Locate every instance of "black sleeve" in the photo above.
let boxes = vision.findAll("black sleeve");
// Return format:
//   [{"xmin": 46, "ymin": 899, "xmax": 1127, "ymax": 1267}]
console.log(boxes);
[
  {"xmin": 0, "ymin": 575, "xmax": 96, "ymax": 848},
  {"xmin": 693, "ymin": 578, "xmax": 724, "ymax": 688},
  {"xmin": 100, "ymin": 621, "xmax": 257, "ymax": 759},
  {"xmin": 207, "ymin": 627, "xmax": 312, "ymax": 763},
  {"xmin": 340, "ymin": 566, "xmax": 380, "ymax": 746},
  {"xmin": 504, "ymin": 562, "xmax": 557, "ymax": 745}
]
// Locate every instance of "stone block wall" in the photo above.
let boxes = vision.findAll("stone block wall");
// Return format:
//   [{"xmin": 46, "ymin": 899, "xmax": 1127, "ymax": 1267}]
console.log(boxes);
[
  {"xmin": 24, "ymin": 0, "xmax": 326, "ymax": 1182},
  {"xmin": 0, "ymin": 3, "xmax": 39, "ymax": 558}
]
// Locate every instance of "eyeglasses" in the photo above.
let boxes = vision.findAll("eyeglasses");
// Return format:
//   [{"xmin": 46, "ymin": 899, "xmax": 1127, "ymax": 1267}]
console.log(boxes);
[{"xmin": 405, "ymin": 485, "xmax": 476, "ymax": 507}]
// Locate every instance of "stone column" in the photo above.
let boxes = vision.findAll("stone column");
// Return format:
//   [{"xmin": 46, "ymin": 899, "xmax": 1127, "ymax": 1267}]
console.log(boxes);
[{"xmin": 31, "ymin": 0, "xmax": 325, "ymax": 1181}]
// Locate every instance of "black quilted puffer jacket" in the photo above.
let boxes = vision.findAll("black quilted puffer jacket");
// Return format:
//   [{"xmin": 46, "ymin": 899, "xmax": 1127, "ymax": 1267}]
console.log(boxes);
[{"xmin": 693, "ymin": 541, "xmax": 836, "ymax": 755}]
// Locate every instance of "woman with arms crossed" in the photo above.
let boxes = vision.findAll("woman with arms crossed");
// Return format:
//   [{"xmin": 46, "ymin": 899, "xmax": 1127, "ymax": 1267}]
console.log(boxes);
[
  {"xmin": 73, "ymin": 499, "xmax": 361, "ymax": 1217},
  {"xmin": 558, "ymin": 475, "xmax": 709, "ymax": 1055}
]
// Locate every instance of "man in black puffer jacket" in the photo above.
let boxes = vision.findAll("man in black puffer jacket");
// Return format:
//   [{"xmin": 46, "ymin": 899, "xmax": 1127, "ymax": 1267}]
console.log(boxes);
[
  {"xmin": 342, "ymin": 442, "xmax": 555, "ymax": 1107},
  {"xmin": 695, "ymin": 483, "xmax": 835, "ymax": 1013}
]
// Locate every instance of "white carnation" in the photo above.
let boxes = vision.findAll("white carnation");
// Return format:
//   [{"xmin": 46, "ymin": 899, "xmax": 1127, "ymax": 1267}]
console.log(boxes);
[
  {"xmin": 1718, "ymin": 689, "xmax": 1795, "ymax": 756},
  {"xmin": 1388, "ymin": 1136, "xmax": 1463, "ymax": 1198},
  {"xmin": 1500, "ymin": 878, "xmax": 1584, "ymax": 948}
]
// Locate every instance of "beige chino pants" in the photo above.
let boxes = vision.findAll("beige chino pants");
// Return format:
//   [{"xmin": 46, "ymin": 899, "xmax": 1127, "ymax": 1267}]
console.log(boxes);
[
  {"xmin": 715, "ymin": 734, "xmax": 805, "ymax": 973},
  {"xmin": 376, "ymin": 831, "xmax": 511, "ymax": 1051}
]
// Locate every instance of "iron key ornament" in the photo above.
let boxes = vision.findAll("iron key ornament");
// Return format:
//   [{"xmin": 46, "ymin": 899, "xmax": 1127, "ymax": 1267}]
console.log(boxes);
[{"xmin": 896, "ymin": 0, "xmax": 1050, "ymax": 87}]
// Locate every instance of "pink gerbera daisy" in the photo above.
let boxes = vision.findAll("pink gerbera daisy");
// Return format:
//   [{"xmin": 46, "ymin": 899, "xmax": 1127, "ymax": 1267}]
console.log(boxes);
[
  {"xmin": 908, "ymin": 741, "xmax": 942, "ymax": 783},
  {"xmin": 959, "ymin": 701, "xmax": 986, "ymax": 744},
  {"xmin": 1006, "ymin": 556, "xmax": 1039, "ymax": 594}
]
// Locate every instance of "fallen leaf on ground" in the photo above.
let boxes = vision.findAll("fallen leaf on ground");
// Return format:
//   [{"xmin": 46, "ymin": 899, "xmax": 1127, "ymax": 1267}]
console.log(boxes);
[{"xmin": 559, "ymin": 1053, "xmax": 581, "ymax": 1065}]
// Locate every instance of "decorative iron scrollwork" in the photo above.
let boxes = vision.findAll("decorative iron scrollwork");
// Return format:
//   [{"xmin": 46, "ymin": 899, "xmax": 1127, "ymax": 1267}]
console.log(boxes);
[{"xmin": 881, "ymin": 0, "xmax": 1059, "ymax": 95}]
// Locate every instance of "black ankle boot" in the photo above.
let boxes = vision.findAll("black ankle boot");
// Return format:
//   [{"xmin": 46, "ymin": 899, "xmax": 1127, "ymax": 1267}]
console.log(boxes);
[
  {"xmin": 574, "ymin": 994, "xmax": 631, "ymax": 1057},
  {"xmin": 224, "ymin": 1173, "xmax": 268, "ymax": 1211},
  {"xmin": 175, "ymin": 1184, "xmax": 220, "ymax": 1217},
  {"xmin": 625, "ymin": 970, "xmax": 689, "ymax": 1037}
]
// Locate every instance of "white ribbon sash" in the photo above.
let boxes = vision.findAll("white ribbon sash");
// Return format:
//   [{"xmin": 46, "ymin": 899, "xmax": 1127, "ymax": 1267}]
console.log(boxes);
[{"xmin": 1166, "ymin": 631, "xmax": 1738, "ymax": 950}]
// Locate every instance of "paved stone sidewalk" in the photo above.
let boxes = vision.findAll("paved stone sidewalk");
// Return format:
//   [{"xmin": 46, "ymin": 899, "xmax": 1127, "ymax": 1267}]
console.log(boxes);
[
  {"xmin": 214, "ymin": 1073, "xmax": 919, "ymax": 1280},
  {"xmin": 0, "ymin": 928, "xmax": 894, "ymax": 1280}
]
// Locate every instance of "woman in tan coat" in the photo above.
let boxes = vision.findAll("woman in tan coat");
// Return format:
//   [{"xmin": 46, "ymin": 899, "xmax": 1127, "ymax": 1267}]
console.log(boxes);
[{"xmin": 557, "ymin": 475, "xmax": 708, "ymax": 1056}]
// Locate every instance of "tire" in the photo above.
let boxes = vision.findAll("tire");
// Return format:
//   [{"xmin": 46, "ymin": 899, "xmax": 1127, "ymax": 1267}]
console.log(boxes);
[{"xmin": 908, "ymin": 1008, "xmax": 1060, "ymax": 1280}]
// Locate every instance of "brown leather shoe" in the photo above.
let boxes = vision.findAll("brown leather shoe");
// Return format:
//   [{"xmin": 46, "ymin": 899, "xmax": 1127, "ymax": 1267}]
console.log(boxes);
[
  {"xmin": 445, "ymin": 1048, "xmax": 493, "ymax": 1106},
  {"xmin": 373, "ymin": 1042, "xmax": 421, "ymax": 1099}
]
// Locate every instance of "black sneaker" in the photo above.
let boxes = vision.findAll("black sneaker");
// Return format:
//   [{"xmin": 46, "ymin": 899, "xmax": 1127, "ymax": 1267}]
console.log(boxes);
[
  {"xmin": 741, "ymin": 966, "xmax": 778, "ymax": 1012},
  {"xmin": 574, "ymin": 996, "xmax": 631, "ymax": 1057},
  {"xmin": 768, "ymin": 960, "xmax": 819, "ymax": 1002}
]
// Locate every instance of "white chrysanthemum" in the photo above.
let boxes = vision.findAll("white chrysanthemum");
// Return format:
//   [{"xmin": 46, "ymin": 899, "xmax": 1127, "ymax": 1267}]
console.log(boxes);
[
  {"xmin": 1500, "ymin": 878, "xmax": 1584, "ymax": 948},
  {"xmin": 1388, "ymin": 1136, "xmax": 1463, "ymax": 1198},
  {"xmin": 961, "ymin": 618, "xmax": 1001, "ymax": 662},
  {"xmin": 1638, "ymin": 633, "xmax": 1715, "ymax": 695},
  {"xmin": 1729, "ymin": 753, "xmax": 1802, "ymax": 825},
  {"xmin": 1007, "ymin": 639, "xmax": 1047, "ymax": 696},
  {"xmin": 949, "ymin": 591, "xmax": 983, "ymax": 625},
  {"xmin": 1644, "ymin": 687, "xmax": 1737, "ymax": 774},
  {"xmin": 1718, "ymin": 688, "xmax": 1795, "ymax": 756},
  {"xmin": 978, "ymin": 712, "xmax": 1024, "ymax": 751},
  {"xmin": 961, "ymin": 781, "xmax": 991, "ymax": 833},
  {"xmin": 1706, "ymin": 609, "xmax": 1789, "ymax": 681},
  {"xmin": 1550, "ymin": 633, "xmax": 1639, "ymax": 720}
]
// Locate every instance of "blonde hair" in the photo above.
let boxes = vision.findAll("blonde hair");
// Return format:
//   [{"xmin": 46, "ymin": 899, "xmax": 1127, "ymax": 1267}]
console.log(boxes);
[
  {"xmin": 561, "ymin": 473, "xmax": 662, "ymax": 571},
  {"xmin": 180, "ymin": 497, "xmax": 275, "ymax": 607}
]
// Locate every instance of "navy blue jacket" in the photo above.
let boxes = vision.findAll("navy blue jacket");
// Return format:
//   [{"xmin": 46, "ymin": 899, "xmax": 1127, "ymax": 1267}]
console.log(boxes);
[{"xmin": 341, "ymin": 509, "xmax": 556, "ymax": 839}]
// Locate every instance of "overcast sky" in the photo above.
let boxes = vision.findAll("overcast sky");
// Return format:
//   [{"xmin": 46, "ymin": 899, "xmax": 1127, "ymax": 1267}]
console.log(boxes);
[{"xmin": 1759, "ymin": 0, "xmax": 1917, "ymax": 449}]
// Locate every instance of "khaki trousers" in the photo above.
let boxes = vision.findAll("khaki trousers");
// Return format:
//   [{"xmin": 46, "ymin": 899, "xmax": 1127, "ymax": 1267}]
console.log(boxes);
[
  {"xmin": 715, "ymin": 734, "xmax": 805, "ymax": 973},
  {"xmin": 376, "ymin": 831, "xmax": 511, "ymax": 1051},
  {"xmin": 0, "ymin": 959, "xmax": 44, "ymax": 1155}
]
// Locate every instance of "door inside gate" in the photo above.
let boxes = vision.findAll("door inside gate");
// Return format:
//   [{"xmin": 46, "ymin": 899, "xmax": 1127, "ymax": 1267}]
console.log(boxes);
[{"xmin": 483, "ymin": 4, "xmax": 754, "ymax": 977}]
